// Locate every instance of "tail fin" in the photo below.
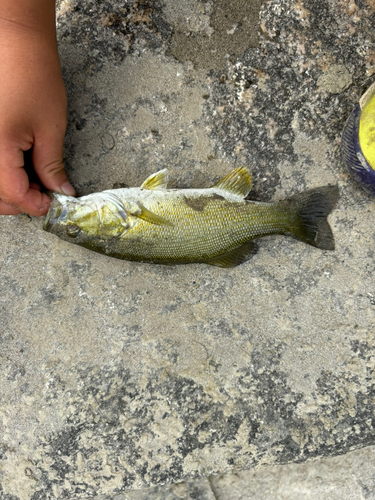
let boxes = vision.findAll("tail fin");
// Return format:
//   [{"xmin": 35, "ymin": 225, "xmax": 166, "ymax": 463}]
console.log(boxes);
[{"xmin": 285, "ymin": 186, "xmax": 339, "ymax": 250}]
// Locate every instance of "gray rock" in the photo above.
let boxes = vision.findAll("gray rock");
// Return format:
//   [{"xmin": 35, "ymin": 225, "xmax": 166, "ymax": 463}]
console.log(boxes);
[
  {"xmin": 96, "ymin": 445, "xmax": 375, "ymax": 499},
  {"xmin": 210, "ymin": 445, "xmax": 375, "ymax": 500},
  {"xmin": 102, "ymin": 477, "xmax": 216, "ymax": 500},
  {"xmin": 317, "ymin": 65, "xmax": 353, "ymax": 94},
  {"xmin": 1, "ymin": 0, "xmax": 375, "ymax": 498}
]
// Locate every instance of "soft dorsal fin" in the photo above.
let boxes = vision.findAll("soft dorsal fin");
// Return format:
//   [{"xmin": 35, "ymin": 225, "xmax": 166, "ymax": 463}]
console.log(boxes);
[
  {"xmin": 213, "ymin": 166, "xmax": 252, "ymax": 197},
  {"xmin": 141, "ymin": 169, "xmax": 168, "ymax": 190}
]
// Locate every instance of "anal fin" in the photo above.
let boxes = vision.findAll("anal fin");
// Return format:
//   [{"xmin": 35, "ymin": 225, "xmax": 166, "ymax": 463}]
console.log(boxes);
[{"xmin": 206, "ymin": 240, "xmax": 258, "ymax": 268}]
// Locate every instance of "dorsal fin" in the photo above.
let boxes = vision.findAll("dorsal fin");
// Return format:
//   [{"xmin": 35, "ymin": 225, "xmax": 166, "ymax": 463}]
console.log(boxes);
[
  {"xmin": 141, "ymin": 169, "xmax": 168, "ymax": 190},
  {"xmin": 213, "ymin": 167, "xmax": 252, "ymax": 197}
]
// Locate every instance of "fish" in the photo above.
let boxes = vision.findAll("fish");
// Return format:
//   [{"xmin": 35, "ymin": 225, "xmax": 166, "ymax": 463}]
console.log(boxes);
[
  {"xmin": 341, "ymin": 80, "xmax": 375, "ymax": 195},
  {"xmin": 43, "ymin": 167, "xmax": 339, "ymax": 267}
]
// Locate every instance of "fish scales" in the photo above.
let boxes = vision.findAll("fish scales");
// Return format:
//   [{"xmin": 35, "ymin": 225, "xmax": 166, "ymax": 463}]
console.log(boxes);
[
  {"xmin": 112, "ymin": 191, "xmax": 284, "ymax": 261},
  {"xmin": 44, "ymin": 167, "xmax": 339, "ymax": 267}
]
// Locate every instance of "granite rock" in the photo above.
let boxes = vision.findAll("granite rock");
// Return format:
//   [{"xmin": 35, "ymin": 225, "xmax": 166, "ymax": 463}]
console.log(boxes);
[
  {"xmin": 95, "ymin": 445, "xmax": 375, "ymax": 499},
  {"xmin": 1, "ymin": 0, "xmax": 375, "ymax": 498}
]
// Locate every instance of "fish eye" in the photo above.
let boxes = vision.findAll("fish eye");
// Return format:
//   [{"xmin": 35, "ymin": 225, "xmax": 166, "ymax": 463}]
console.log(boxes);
[{"xmin": 66, "ymin": 224, "xmax": 81, "ymax": 238}]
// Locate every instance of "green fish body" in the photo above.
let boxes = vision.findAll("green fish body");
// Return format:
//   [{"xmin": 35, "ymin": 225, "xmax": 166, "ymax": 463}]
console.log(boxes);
[{"xmin": 43, "ymin": 167, "xmax": 339, "ymax": 267}]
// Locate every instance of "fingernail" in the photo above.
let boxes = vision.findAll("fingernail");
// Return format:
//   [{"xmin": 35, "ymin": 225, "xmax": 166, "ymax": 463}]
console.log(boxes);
[{"xmin": 61, "ymin": 182, "xmax": 76, "ymax": 196}]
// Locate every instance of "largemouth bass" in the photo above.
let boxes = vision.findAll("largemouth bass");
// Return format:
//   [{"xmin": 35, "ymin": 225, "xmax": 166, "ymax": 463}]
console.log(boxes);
[{"xmin": 43, "ymin": 167, "xmax": 339, "ymax": 267}]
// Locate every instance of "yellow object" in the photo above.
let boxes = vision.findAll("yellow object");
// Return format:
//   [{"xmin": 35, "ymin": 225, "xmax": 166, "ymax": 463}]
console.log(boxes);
[{"xmin": 358, "ymin": 81, "xmax": 375, "ymax": 169}]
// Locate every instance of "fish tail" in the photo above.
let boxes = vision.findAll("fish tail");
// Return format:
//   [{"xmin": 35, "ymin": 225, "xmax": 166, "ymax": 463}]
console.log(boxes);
[{"xmin": 283, "ymin": 186, "xmax": 339, "ymax": 250}]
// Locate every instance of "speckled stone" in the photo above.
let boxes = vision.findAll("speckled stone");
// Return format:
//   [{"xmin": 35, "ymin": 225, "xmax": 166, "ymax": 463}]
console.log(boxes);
[
  {"xmin": 1, "ymin": 0, "xmax": 375, "ymax": 498},
  {"xmin": 94, "ymin": 445, "xmax": 375, "ymax": 499},
  {"xmin": 209, "ymin": 445, "xmax": 375, "ymax": 500}
]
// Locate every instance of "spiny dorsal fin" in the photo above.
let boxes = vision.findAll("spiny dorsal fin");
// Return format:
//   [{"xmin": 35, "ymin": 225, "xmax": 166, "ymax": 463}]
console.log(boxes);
[
  {"xmin": 135, "ymin": 204, "xmax": 174, "ymax": 227},
  {"xmin": 213, "ymin": 166, "xmax": 252, "ymax": 198},
  {"xmin": 141, "ymin": 169, "xmax": 168, "ymax": 190},
  {"xmin": 206, "ymin": 240, "xmax": 258, "ymax": 268}
]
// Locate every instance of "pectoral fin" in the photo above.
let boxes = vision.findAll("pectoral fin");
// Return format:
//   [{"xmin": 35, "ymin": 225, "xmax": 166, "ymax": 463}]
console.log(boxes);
[
  {"xmin": 135, "ymin": 204, "xmax": 174, "ymax": 227},
  {"xmin": 141, "ymin": 169, "xmax": 169, "ymax": 190},
  {"xmin": 206, "ymin": 240, "xmax": 258, "ymax": 268},
  {"xmin": 213, "ymin": 166, "xmax": 252, "ymax": 198}
]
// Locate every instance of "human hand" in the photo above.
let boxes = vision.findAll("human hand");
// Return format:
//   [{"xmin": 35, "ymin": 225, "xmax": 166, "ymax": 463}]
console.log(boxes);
[{"xmin": 0, "ymin": 11, "xmax": 75, "ymax": 216}]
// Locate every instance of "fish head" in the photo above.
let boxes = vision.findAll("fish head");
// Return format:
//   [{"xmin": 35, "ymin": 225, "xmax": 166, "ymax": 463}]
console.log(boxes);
[{"xmin": 43, "ymin": 192, "xmax": 130, "ymax": 242}]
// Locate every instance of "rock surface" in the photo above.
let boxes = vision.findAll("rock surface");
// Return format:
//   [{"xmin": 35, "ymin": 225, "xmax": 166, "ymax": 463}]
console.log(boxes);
[
  {"xmin": 97, "ymin": 445, "xmax": 375, "ymax": 499},
  {"xmin": 1, "ymin": 0, "xmax": 375, "ymax": 498}
]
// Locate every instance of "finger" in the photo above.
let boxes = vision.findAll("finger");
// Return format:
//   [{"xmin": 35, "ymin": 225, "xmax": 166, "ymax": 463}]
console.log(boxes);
[
  {"xmin": 0, "ymin": 198, "xmax": 21, "ymax": 215},
  {"xmin": 0, "ymin": 146, "xmax": 51, "ymax": 216},
  {"xmin": 33, "ymin": 126, "xmax": 76, "ymax": 197}
]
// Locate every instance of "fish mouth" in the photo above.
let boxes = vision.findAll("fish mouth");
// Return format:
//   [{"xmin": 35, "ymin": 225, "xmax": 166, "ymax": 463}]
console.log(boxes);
[{"xmin": 43, "ymin": 200, "xmax": 68, "ymax": 232}]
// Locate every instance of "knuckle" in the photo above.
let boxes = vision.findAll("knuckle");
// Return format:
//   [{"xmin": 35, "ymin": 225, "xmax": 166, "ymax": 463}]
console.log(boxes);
[{"xmin": 40, "ymin": 160, "xmax": 65, "ymax": 176}]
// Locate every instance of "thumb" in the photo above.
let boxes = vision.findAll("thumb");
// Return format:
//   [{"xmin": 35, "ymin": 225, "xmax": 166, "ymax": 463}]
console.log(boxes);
[{"xmin": 32, "ymin": 132, "xmax": 76, "ymax": 196}]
